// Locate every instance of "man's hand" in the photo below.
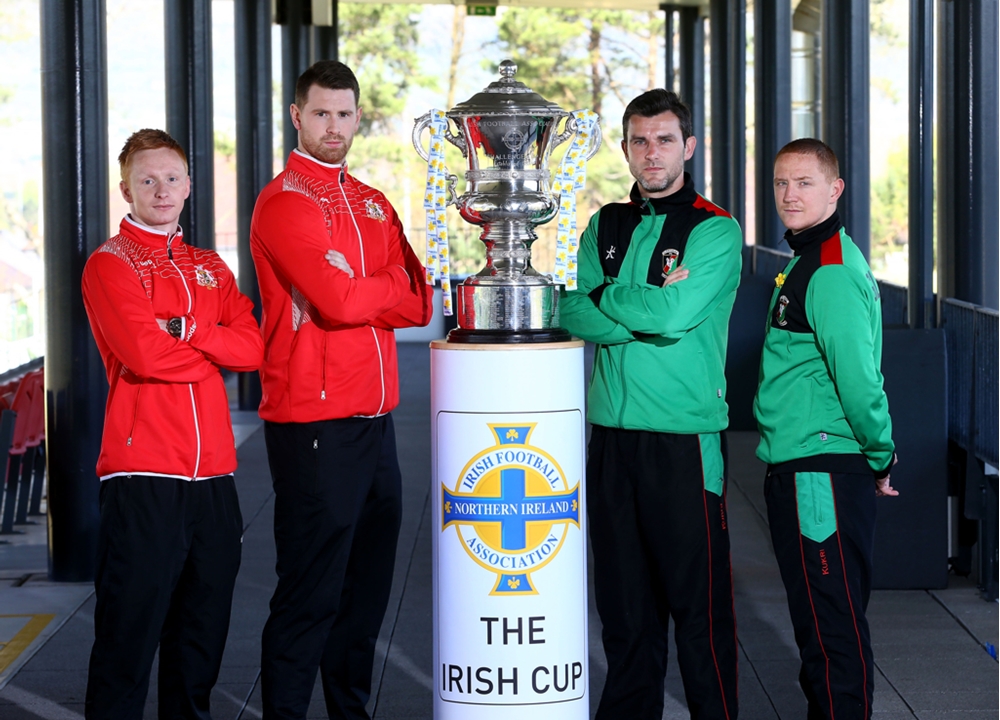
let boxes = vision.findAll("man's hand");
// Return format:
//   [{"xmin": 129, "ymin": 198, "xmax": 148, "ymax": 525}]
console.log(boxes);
[
  {"xmin": 662, "ymin": 266, "xmax": 689, "ymax": 287},
  {"xmin": 325, "ymin": 249, "xmax": 355, "ymax": 278},
  {"xmin": 875, "ymin": 454, "xmax": 899, "ymax": 497}
]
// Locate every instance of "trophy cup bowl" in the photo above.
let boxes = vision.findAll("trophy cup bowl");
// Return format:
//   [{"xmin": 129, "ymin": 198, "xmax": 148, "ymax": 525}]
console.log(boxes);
[{"xmin": 413, "ymin": 59, "xmax": 602, "ymax": 343}]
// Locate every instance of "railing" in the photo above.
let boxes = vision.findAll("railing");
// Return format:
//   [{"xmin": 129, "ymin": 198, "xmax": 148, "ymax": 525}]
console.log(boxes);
[
  {"xmin": 940, "ymin": 299, "xmax": 1000, "ymax": 468},
  {"xmin": 747, "ymin": 244, "xmax": 999, "ymax": 469}
]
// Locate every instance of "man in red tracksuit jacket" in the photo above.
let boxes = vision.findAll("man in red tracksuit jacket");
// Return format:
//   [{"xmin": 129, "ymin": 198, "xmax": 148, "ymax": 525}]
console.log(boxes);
[
  {"xmin": 82, "ymin": 129, "xmax": 264, "ymax": 719},
  {"xmin": 250, "ymin": 61, "xmax": 433, "ymax": 719}
]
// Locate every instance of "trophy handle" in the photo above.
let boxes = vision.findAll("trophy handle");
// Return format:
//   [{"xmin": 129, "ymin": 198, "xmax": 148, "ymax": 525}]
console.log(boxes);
[
  {"xmin": 446, "ymin": 173, "xmax": 459, "ymax": 206},
  {"xmin": 444, "ymin": 127, "xmax": 468, "ymax": 158},
  {"xmin": 552, "ymin": 112, "xmax": 575, "ymax": 149},
  {"xmin": 554, "ymin": 113, "xmax": 603, "ymax": 160},
  {"xmin": 412, "ymin": 112, "xmax": 432, "ymax": 162},
  {"xmin": 412, "ymin": 112, "xmax": 468, "ymax": 160}
]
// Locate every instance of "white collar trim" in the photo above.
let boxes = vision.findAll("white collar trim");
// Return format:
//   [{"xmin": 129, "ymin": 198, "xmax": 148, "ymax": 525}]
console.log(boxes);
[
  {"xmin": 124, "ymin": 214, "xmax": 182, "ymax": 238},
  {"xmin": 292, "ymin": 148, "xmax": 347, "ymax": 172}
]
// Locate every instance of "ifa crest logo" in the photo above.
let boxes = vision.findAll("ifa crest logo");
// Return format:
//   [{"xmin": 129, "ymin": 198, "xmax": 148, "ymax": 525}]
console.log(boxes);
[{"xmin": 442, "ymin": 424, "xmax": 580, "ymax": 596}]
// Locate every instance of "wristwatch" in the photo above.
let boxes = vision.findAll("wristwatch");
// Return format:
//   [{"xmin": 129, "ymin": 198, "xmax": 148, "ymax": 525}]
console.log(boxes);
[{"xmin": 167, "ymin": 317, "xmax": 182, "ymax": 339}]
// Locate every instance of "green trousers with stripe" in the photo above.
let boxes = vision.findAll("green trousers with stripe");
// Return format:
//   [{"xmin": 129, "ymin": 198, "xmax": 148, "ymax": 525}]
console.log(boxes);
[
  {"xmin": 765, "ymin": 461, "xmax": 877, "ymax": 720},
  {"xmin": 587, "ymin": 426, "xmax": 738, "ymax": 720}
]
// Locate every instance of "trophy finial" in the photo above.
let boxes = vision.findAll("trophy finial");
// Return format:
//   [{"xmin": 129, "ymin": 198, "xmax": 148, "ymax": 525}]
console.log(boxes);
[{"xmin": 499, "ymin": 59, "xmax": 517, "ymax": 79}]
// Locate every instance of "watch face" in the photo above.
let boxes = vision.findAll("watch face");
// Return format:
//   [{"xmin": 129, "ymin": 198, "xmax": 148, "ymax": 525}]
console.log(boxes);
[{"xmin": 168, "ymin": 318, "xmax": 182, "ymax": 338}]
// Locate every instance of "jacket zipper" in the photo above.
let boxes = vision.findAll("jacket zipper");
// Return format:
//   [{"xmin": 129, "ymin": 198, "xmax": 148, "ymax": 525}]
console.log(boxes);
[
  {"xmin": 321, "ymin": 336, "xmax": 328, "ymax": 400},
  {"xmin": 337, "ymin": 173, "xmax": 386, "ymax": 415},
  {"xmin": 127, "ymin": 383, "xmax": 143, "ymax": 446},
  {"xmin": 167, "ymin": 235, "xmax": 201, "ymax": 479},
  {"xmin": 618, "ymin": 202, "xmax": 656, "ymax": 426}
]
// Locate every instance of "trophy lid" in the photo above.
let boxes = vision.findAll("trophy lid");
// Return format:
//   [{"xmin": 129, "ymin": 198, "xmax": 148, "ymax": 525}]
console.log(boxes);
[{"xmin": 449, "ymin": 60, "xmax": 565, "ymax": 117}]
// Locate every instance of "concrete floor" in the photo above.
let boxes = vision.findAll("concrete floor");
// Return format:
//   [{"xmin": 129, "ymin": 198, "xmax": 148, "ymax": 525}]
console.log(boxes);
[{"xmin": 0, "ymin": 343, "xmax": 996, "ymax": 719}]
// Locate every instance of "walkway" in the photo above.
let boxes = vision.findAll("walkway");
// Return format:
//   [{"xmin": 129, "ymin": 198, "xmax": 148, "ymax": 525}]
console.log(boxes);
[{"xmin": 0, "ymin": 343, "xmax": 996, "ymax": 718}]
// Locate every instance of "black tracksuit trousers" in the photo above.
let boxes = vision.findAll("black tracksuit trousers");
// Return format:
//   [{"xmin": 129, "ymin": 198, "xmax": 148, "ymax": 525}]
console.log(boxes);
[
  {"xmin": 764, "ymin": 462, "xmax": 876, "ymax": 720},
  {"xmin": 260, "ymin": 415, "xmax": 402, "ymax": 720},
  {"xmin": 587, "ymin": 426, "xmax": 739, "ymax": 720},
  {"xmin": 85, "ymin": 475, "xmax": 244, "ymax": 720}
]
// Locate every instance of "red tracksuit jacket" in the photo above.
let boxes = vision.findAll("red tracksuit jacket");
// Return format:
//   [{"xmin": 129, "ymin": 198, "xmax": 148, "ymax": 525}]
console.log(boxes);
[
  {"xmin": 250, "ymin": 150, "xmax": 433, "ymax": 423},
  {"xmin": 82, "ymin": 216, "xmax": 264, "ymax": 480}
]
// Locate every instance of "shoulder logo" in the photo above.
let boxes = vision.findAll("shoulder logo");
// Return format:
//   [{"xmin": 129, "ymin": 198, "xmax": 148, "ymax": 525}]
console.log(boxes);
[
  {"xmin": 194, "ymin": 265, "xmax": 218, "ymax": 289},
  {"xmin": 443, "ymin": 424, "xmax": 580, "ymax": 596},
  {"xmin": 776, "ymin": 295, "xmax": 789, "ymax": 326},
  {"xmin": 365, "ymin": 198, "xmax": 387, "ymax": 222}
]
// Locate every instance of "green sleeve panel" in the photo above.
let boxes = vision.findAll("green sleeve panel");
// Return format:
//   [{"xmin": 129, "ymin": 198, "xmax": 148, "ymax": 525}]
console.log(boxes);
[
  {"xmin": 805, "ymin": 265, "xmax": 895, "ymax": 472},
  {"xmin": 559, "ymin": 210, "xmax": 635, "ymax": 345},
  {"xmin": 596, "ymin": 215, "xmax": 743, "ymax": 338}
]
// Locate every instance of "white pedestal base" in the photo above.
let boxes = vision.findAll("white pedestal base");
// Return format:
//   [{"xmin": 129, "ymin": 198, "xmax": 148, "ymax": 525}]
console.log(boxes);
[{"xmin": 430, "ymin": 340, "xmax": 588, "ymax": 719}]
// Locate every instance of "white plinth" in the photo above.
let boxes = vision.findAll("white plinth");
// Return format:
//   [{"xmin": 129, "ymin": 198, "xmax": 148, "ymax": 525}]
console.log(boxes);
[{"xmin": 430, "ymin": 340, "xmax": 588, "ymax": 720}]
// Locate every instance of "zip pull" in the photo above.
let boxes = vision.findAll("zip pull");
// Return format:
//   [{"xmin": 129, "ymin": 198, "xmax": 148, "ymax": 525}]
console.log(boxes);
[
  {"xmin": 339, "ymin": 168, "xmax": 345, "ymax": 183},
  {"xmin": 127, "ymin": 437, "xmax": 132, "ymax": 446},
  {"xmin": 321, "ymin": 390, "xmax": 326, "ymax": 400}
]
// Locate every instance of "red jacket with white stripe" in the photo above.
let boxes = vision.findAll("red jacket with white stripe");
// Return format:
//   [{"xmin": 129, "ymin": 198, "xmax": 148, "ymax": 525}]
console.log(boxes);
[
  {"xmin": 82, "ymin": 216, "xmax": 264, "ymax": 481},
  {"xmin": 250, "ymin": 150, "xmax": 433, "ymax": 423}
]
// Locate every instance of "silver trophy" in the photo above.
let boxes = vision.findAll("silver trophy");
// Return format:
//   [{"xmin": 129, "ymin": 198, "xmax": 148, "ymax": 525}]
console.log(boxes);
[{"xmin": 413, "ymin": 59, "xmax": 602, "ymax": 343}]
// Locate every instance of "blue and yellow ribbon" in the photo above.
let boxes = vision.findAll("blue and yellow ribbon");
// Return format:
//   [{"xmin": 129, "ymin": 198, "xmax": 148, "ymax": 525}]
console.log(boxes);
[
  {"xmin": 423, "ymin": 110, "xmax": 453, "ymax": 316},
  {"xmin": 552, "ymin": 109, "xmax": 599, "ymax": 291}
]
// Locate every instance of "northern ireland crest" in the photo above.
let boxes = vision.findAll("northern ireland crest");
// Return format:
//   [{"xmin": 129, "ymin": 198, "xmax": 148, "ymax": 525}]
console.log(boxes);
[
  {"xmin": 661, "ymin": 248, "xmax": 680, "ymax": 278},
  {"xmin": 442, "ymin": 424, "xmax": 580, "ymax": 596}
]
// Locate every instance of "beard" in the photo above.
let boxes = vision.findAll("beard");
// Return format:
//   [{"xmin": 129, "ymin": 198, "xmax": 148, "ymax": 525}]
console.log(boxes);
[
  {"xmin": 301, "ymin": 132, "xmax": 351, "ymax": 165},
  {"xmin": 636, "ymin": 159, "xmax": 684, "ymax": 195}
]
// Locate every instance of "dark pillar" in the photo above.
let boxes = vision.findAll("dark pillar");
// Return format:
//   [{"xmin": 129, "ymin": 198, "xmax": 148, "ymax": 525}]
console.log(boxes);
[
  {"xmin": 40, "ymin": 0, "xmax": 108, "ymax": 582},
  {"xmin": 662, "ymin": 4, "xmax": 675, "ymax": 91},
  {"xmin": 754, "ymin": 0, "xmax": 791, "ymax": 248},
  {"xmin": 279, "ymin": 0, "xmax": 312, "ymax": 160},
  {"xmin": 710, "ymin": 0, "xmax": 746, "ymax": 226},
  {"xmin": 164, "ymin": 0, "xmax": 215, "ymax": 249},
  {"xmin": 909, "ymin": 0, "xmax": 934, "ymax": 327},
  {"xmin": 235, "ymin": 0, "xmax": 272, "ymax": 411},
  {"xmin": 312, "ymin": 26, "xmax": 337, "ymax": 63},
  {"xmin": 822, "ymin": 0, "xmax": 870, "ymax": 258},
  {"xmin": 678, "ymin": 6, "xmax": 705, "ymax": 189},
  {"xmin": 946, "ymin": 0, "xmax": 999, "ymax": 308},
  {"xmin": 937, "ymin": 0, "xmax": 957, "ymax": 303}
]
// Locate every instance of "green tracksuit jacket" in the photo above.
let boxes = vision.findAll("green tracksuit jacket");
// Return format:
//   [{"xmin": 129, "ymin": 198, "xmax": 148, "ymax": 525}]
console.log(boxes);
[
  {"xmin": 753, "ymin": 212, "xmax": 894, "ymax": 474},
  {"xmin": 560, "ymin": 176, "xmax": 743, "ymax": 433}
]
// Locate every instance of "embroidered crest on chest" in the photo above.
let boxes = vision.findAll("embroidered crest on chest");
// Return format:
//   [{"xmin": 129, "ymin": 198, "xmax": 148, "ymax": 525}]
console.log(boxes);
[
  {"xmin": 365, "ymin": 198, "xmax": 386, "ymax": 222},
  {"xmin": 195, "ymin": 264, "xmax": 218, "ymax": 289}
]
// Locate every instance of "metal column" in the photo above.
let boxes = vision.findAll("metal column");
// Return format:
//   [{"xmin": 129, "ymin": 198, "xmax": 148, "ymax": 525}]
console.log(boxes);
[
  {"xmin": 39, "ymin": 0, "xmax": 108, "ymax": 581},
  {"xmin": 822, "ymin": 0, "xmax": 870, "ymax": 259},
  {"xmin": 947, "ymin": 0, "xmax": 999, "ymax": 308},
  {"xmin": 710, "ymin": 0, "xmax": 746, "ymax": 226},
  {"xmin": 662, "ymin": 4, "xmax": 675, "ymax": 91},
  {"xmin": 678, "ymin": 6, "xmax": 705, "ymax": 189},
  {"xmin": 235, "ymin": 0, "xmax": 273, "ymax": 411},
  {"xmin": 909, "ymin": 0, "xmax": 934, "ymax": 327},
  {"xmin": 754, "ymin": 0, "xmax": 791, "ymax": 248},
  {"xmin": 165, "ymin": 0, "xmax": 215, "ymax": 249},
  {"xmin": 279, "ymin": 0, "xmax": 312, "ymax": 160}
]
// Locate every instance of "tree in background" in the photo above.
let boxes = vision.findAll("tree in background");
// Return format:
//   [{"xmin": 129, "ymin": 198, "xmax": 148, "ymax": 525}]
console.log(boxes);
[{"xmin": 339, "ymin": 3, "xmax": 437, "ymax": 134}]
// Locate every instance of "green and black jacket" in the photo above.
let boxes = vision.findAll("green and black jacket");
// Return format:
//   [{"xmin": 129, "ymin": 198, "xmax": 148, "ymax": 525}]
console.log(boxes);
[
  {"xmin": 560, "ymin": 174, "xmax": 743, "ymax": 434},
  {"xmin": 753, "ymin": 211, "xmax": 894, "ymax": 476}
]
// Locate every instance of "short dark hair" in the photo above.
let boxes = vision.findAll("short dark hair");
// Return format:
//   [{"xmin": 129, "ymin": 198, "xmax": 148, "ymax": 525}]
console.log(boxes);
[
  {"xmin": 295, "ymin": 60, "xmax": 360, "ymax": 108},
  {"xmin": 775, "ymin": 138, "xmax": 840, "ymax": 181},
  {"xmin": 622, "ymin": 89, "xmax": 693, "ymax": 142},
  {"xmin": 118, "ymin": 129, "xmax": 188, "ymax": 183}
]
